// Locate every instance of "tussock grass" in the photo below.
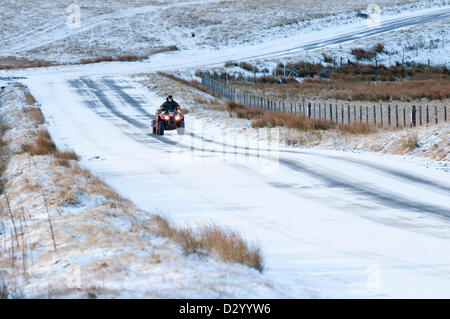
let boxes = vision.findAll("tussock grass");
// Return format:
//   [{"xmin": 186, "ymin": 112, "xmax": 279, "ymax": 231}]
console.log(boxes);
[
  {"xmin": 226, "ymin": 101, "xmax": 263, "ymax": 119},
  {"xmin": 55, "ymin": 150, "xmax": 79, "ymax": 161},
  {"xmin": 151, "ymin": 215, "xmax": 264, "ymax": 272},
  {"xmin": 227, "ymin": 102, "xmax": 378, "ymax": 135},
  {"xmin": 25, "ymin": 92, "xmax": 36, "ymax": 105},
  {"xmin": 337, "ymin": 122, "xmax": 376, "ymax": 134},
  {"xmin": 401, "ymin": 133, "xmax": 420, "ymax": 151},
  {"xmin": 0, "ymin": 56, "xmax": 55, "ymax": 70},
  {"xmin": 351, "ymin": 43, "xmax": 385, "ymax": 61},
  {"xmin": 226, "ymin": 102, "xmax": 334, "ymax": 131},
  {"xmin": 21, "ymin": 130, "xmax": 56, "ymax": 155},
  {"xmin": 23, "ymin": 107, "xmax": 45, "ymax": 124}
]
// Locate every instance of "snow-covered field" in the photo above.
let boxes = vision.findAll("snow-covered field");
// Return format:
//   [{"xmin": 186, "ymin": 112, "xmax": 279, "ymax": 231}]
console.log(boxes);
[{"xmin": 1, "ymin": 0, "xmax": 448, "ymax": 65}]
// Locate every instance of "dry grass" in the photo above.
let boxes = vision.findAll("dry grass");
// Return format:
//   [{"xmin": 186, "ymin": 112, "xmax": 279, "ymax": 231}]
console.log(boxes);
[
  {"xmin": 401, "ymin": 133, "xmax": 420, "ymax": 152},
  {"xmin": 226, "ymin": 102, "xmax": 379, "ymax": 135},
  {"xmin": 23, "ymin": 107, "xmax": 45, "ymax": 124},
  {"xmin": 227, "ymin": 101, "xmax": 263, "ymax": 119},
  {"xmin": 351, "ymin": 43, "xmax": 385, "ymax": 61},
  {"xmin": 25, "ymin": 92, "xmax": 36, "ymax": 105},
  {"xmin": 55, "ymin": 150, "xmax": 79, "ymax": 161},
  {"xmin": 0, "ymin": 56, "xmax": 55, "ymax": 70},
  {"xmin": 21, "ymin": 130, "xmax": 56, "ymax": 156},
  {"xmin": 226, "ymin": 101, "xmax": 334, "ymax": 131},
  {"xmin": 337, "ymin": 122, "xmax": 376, "ymax": 134},
  {"xmin": 76, "ymin": 55, "xmax": 144, "ymax": 65},
  {"xmin": 300, "ymin": 79, "xmax": 450, "ymax": 101},
  {"xmin": 0, "ymin": 46, "xmax": 179, "ymax": 70},
  {"xmin": 219, "ymin": 61, "xmax": 449, "ymax": 101},
  {"xmin": 151, "ymin": 215, "xmax": 264, "ymax": 272}
]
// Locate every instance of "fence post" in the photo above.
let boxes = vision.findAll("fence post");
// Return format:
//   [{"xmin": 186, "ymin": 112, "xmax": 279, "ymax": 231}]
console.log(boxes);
[
  {"xmin": 341, "ymin": 106, "xmax": 344, "ymax": 124},
  {"xmin": 412, "ymin": 105, "xmax": 416, "ymax": 127},
  {"xmin": 388, "ymin": 104, "xmax": 391, "ymax": 126},
  {"xmin": 380, "ymin": 104, "xmax": 383, "ymax": 128},
  {"xmin": 395, "ymin": 105, "xmax": 399, "ymax": 128},
  {"xmin": 318, "ymin": 103, "xmax": 321, "ymax": 119},
  {"xmin": 308, "ymin": 102, "xmax": 311, "ymax": 118},
  {"xmin": 426, "ymin": 105, "xmax": 429, "ymax": 124},
  {"xmin": 347, "ymin": 104, "xmax": 350, "ymax": 124},
  {"xmin": 435, "ymin": 105, "xmax": 438, "ymax": 124},
  {"xmin": 366, "ymin": 105, "xmax": 369, "ymax": 124},
  {"xmin": 445, "ymin": 105, "xmax": 447, "ymax": 122},
  {"xmin": 403, "ymin": 106, "xmax": 406, "ymax": 127},
  {"xmin": 328, "ymin": 104, "xmax": 332, "ymax": 122},
  {"xmin": 335, "ymin": 104, "xmax": 338, "ymax": 124},
  {"xmin": 419, "ymin": 105, "xmax": 422, "ymax": 125},
  {"xmin": 359, "ymin": 105, "xmax": 362, "ymax": 122},
  {"xmin": 373, "ymin": 105, "xmax": 376, "ymax": 126}
]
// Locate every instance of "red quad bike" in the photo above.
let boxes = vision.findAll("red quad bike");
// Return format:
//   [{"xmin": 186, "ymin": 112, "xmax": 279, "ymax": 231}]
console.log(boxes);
[{"xmin": 152, "ymin": 107, "xmax": 185, "ymax": 136}]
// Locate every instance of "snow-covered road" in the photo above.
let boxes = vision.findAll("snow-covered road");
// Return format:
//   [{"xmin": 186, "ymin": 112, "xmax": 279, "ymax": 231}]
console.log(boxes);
[{"xmin": 23, "ymin": 75, "xmax": 450, "ymax": 298}]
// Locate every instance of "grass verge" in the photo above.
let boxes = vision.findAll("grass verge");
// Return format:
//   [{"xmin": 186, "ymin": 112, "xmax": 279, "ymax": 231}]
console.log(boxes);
[{"xmin": 151, "ymin": 215, "xmax": 264, "ymax": 272}]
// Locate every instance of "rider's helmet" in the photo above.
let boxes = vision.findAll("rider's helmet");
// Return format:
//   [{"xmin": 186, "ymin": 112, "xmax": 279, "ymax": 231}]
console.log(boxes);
[{"xmin": 167, "ymin": 95, "xmax": 173, "ymax": 101}]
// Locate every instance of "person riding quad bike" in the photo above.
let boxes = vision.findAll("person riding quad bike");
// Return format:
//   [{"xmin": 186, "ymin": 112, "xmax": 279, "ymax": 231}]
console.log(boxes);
[
  {"xmin": 159, "ymin": 95, "xmax": 180, "ymax": 113},
  {"xmin": 152, "ymin": 95, "xmax": 185, "ymax": 135}
]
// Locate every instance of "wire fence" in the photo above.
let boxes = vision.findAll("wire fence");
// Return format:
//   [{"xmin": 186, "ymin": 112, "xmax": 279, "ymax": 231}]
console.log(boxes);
[{"xmin": 201, "ymin": 74, "xmax": 448, "ymax": 128}]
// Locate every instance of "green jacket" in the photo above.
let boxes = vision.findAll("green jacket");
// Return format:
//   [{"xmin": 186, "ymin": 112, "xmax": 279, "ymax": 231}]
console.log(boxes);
[{"xmin": 160, "ymin": 100, "xmax": 180, "ymax": 111}]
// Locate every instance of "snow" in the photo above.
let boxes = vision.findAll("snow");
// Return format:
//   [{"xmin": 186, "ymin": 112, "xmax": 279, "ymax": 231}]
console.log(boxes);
[
  {"xmin": 0, "ymin": 0, "xmax": 449, "ymax": 298},
  {"xmin": 1, "ymin": 0, "xmax": 447, "ymax": 63},
  {"xmin": 20, "ymin": 73, "xmax": 450, "ymax": 298}
]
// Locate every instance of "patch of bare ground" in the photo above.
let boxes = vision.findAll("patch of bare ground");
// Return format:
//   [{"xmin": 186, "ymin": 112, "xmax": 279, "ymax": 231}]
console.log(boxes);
[{"xmin": 0, "ymin": 83, "xmax": 268, "ymax": 298}]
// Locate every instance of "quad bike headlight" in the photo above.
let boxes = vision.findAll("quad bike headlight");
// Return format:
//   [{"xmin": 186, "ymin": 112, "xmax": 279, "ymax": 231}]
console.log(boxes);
[
  {"xmin": 175, "ymin": 115, "xmax": 181, "ymax": 121},
  {"xmin": 164, "ymin": 115, "xmax": 170, "ymax": 120}
]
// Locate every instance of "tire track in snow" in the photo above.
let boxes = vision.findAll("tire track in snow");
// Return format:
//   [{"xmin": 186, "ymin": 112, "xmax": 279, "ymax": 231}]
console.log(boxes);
[
  {"xmin": 78, "ymin": 77, "xmax": 147, "ymax": 129},
  {"xmin": 279, "ymin": 158, "xmax": 450, "ymax": 219}
]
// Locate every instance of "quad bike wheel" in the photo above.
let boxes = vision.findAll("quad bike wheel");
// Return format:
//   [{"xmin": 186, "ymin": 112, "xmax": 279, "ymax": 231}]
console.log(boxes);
[{"xmin": 158, "ymin": 119, "xmax": 165, "ymax": 135}]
